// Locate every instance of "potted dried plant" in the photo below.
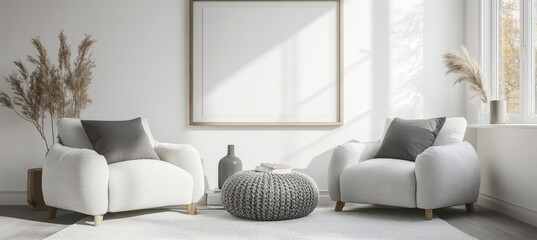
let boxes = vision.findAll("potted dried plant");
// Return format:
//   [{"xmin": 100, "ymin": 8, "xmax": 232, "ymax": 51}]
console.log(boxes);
[
  {"xmin": 443, "ymin": 47, "xmax": 505, "ymax": 124},
  {"xmin": 0, "ymin": 31, "xmax": 96, "ymax": 149},
  {"xmin": 0, "ymin": 31, "xmax": 96, "ymax": 210}
]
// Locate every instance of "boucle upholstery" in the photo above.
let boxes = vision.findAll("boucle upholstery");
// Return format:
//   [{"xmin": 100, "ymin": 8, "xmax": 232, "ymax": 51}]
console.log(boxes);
[
  {"xmin": 43, "ymin": 119, "xmax": 204, "ymax": 217},
  {"xmin": 340, "ymin": 158, "xmax": 417, "ymax": 208},
  {"xmin": 108, "ymin": 160, "xmax": 194, "ymax": 212},
  {"xmin": 328, "ymin": 117, "xmax": 480, "ymax": 212},
  {"xmin": 415, "ymin": 142, "xmax": 480, "ymax": 209},
  {"xmin": 43, "ymin": 144, "xmax": 109, "ymax": 216}
]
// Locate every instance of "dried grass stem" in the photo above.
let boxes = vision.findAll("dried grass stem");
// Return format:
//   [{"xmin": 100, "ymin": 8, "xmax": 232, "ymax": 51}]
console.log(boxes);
[
  {"xmin": 443, "ymin": 46, "xmax": 489, "ymax": 103},
  {"xmin": 0, "ymin": 30, "xmax": 96, "ymax": 150}
]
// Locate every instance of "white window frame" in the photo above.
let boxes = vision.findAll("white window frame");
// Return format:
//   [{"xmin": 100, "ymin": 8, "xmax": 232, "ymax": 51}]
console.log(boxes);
[
  {"xmin": 521, "ymin": 0, "xmax": 533, "ymax": 122},
  {"xmin": 490, "ymin": 0, "xmax": 536, "ymax": 123}
]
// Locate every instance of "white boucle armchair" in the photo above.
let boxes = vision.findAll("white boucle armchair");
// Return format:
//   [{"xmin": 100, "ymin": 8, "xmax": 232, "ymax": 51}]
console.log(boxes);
[
  {"xmin": 328, "ymin": 117, "xmax": 480, "ymax": 220},
  {"xmin": 42, "ymin": 119, "xmax": 204, "ymax": 226}
]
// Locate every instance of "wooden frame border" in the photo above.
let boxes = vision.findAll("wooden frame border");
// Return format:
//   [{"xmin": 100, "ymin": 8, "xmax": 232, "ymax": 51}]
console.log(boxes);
[{"xmin": 189, "ymin": 0, "xmax": 344, "ymax": 126}]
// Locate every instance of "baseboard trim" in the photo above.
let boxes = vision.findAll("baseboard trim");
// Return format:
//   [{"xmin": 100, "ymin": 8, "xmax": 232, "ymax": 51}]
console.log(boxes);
[
  {"xmin": 6, "ymin": 190, "xmax": 534, "ymax": 227},
  {"xmin": 0, "ymin": 191, "xmax": 27, "ymax": 205},
  {"xmin": 5, "ymin": 190, "xmax": 333, "ymax": 207},
  {"xmin": 318, "ymin": 190, "xmax": 334, "ymax": 205},
  {"xmin": 478, "ymin": 193, "xmax": 537, "ymax": 227}
]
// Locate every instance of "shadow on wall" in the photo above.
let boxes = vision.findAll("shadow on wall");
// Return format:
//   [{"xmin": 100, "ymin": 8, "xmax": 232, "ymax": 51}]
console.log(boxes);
[
  {"xmin": 371, "ymin": 0, "xmax": 391, "ymax": 135},
  {"xmin": 293, "ymin": 0, "xmax": 426, "ymax": 190},
  {"xmin": 279, "ymin": 111, "xmax": 371, "ymax": 158},
  {"xmin": 389, "ymin": 1, "xmax": 424, "ymax": 118},
  {"xmin": 188, "ymin": 0, "xmax": 428, "ymax": 191},
  {"xmin": 198, "ymin": 4, "xmax": 338, "ymax": 120},
  {"xmin": 372, "ymin": 0, "xmax": 426, "ymax": 127},
  {"xmin": 295, "ymin": 148, "xmax": 335, "ymax": 191},
  {"xmin": 201, "ymin": 6, "xmax": 332, "ymax": 93}
]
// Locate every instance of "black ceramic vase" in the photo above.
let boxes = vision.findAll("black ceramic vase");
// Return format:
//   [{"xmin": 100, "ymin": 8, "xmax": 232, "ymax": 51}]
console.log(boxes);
[{"xmin": 218, "ymin": 145, "xmax": 242, "ymax": 189}]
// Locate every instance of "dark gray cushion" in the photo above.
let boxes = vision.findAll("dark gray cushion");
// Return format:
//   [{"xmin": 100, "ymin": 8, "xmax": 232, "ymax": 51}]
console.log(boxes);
[
  {"xmin": 81, "ymin": 118, "xmax": 159, "ymax": 164},
  {"xmin": 374, "ymin": 117, "xmax": 446, "ymax": 161}
]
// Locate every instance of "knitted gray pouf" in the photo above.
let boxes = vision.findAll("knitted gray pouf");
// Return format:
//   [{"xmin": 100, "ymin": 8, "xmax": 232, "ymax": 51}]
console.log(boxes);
[{"xmin": 221, "ymin": 170, "xmax": 319, "ymax": 221}]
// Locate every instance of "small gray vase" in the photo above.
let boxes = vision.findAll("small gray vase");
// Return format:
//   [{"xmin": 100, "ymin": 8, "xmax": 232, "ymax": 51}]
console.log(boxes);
[
  {"xmin": 218, "ymin": 145, "xmax": 242, "ymax": 189},
  {"xmin": 490, "ymin": 100, "xmax": 507, "ymax": 124}
]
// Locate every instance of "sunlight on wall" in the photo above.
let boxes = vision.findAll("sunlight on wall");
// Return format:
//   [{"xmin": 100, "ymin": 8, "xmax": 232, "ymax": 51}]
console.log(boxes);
[
  {"xmin": 197, "ymin": 3, "xmax": 337, "ymax": 122},
  {"xmin": 389, "ymin": 0, "xmax": 424, "ymax": 118},
  {"xmin": 294, "ymin": 0, "xmax": 426, "ymax": 181},
  {"xmin": 0, "ymin": 0, "xmax": 463, "ymax": 194}
]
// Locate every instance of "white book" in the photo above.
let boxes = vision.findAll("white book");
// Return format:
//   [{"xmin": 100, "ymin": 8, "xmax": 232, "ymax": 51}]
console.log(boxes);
[
  {"xmin": 255, "ymin": 165, "xmax": 292, "ymax": 174},
  {"xmin": 205, "ymin": 190, "xmax": 222, "ymax": 206},
  {"xmin": 260, "ymin": 163, "xmax": 291, "ymax": 170}
]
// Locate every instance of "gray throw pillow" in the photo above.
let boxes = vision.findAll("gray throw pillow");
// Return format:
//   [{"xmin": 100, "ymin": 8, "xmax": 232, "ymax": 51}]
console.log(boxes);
[
  {"xmin": 81, "ymin": 118, "xmax": 160, "ymax": 164},
  {"xmin": 374, "ymin": 117, "xmax": 446, "ymax": 161}
]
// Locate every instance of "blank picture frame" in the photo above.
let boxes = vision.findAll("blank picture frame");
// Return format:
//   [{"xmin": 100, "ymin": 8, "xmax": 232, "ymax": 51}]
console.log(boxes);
[{"xmin": 189, "ymin": 0, "xmax": 343, "ymax": 126}]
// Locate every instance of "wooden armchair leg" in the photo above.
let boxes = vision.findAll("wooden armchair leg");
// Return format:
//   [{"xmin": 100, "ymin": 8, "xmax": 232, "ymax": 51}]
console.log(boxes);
[
  {"xmin": 424, "ymin": 209, "xmax": 433, "ymax": 220},
  {"xmin": 48, "ymin": 207, "xmax": 57, "ymax": 219},
  {"xmin": 187, "ymin": 203, "xmax": 197, "ymax": 215},
  {"xmin": 335, "ymin": 201, "xmax": 345, "ymax": 212},
  {"xmin": 94, "ymin": 215, "xmax": 103, "ymax": 227},
  {"xmin": 465, "ymin": 203, "xmax": 475, "ymax": 213}
]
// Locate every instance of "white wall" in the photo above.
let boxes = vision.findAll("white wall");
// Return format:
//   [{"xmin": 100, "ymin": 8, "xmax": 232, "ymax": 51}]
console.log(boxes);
[
  {"xmin": 0, "ymin": 0, "xmax": 465, "ymax": 203},
  {"xmin": 464, "ymin": 0, "xmax": 537, "ymax": 227},
  {"xmin": 465, "ymin": 0, "xmax": 484, "ymax": 124},
  {"xmin": 473, "ymin": 127, "xmax": 537, "ymax": 227}
]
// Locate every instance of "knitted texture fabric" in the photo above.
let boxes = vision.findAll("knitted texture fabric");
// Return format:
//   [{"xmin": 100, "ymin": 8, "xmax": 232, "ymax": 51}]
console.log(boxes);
[{"xmin": 221, "ymin": 171, "xmax": 319, "ymax": 221}]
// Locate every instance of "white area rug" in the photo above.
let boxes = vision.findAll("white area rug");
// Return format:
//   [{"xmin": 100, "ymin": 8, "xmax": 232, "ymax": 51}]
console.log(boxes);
[{"xmin": 46, "ymin": 207, "xmax": 476, "ymax": 240}]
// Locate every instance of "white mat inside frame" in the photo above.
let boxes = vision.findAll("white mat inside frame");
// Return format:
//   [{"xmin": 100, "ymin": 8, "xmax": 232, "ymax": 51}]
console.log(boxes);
[{"xmin": 46, "ymin": 207, "xmax": 476, "ymax": 240}]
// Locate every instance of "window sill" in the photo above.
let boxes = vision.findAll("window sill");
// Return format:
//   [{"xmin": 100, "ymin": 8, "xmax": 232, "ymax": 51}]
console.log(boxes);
[{"xmin": 467, "ymin": 124, "xmax": 537, "ymax": 129}]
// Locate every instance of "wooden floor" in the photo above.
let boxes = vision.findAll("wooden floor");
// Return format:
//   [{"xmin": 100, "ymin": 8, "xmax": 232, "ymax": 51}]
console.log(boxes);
[
  {"xmin": 0, "ymin": 206, "xmax": 84, "ymax": 240},
  {"xmin": 435, "ymin": 205, "xmax": 537, "ymax": 240},
  {"xmin": 1, "ymin": 205, "xmax": 536, "ymax": 239}
]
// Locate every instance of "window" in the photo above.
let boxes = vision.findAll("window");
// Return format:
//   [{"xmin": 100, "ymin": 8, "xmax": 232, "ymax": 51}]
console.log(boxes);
[
  {"xmin": 533, "ymin": 0, "xmax": 537, "ymax": 115},
  {"xmin": 497, "ymin": 0, "xmax": 521, "ymax": 115},
  {"xmin": 492, "ymin": 0, "xmax": 537, "ymax": 121}
]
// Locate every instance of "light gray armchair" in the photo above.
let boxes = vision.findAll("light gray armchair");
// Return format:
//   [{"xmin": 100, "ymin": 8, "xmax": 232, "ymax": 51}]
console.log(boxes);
[
  {"xmin": 42, "ymin": 118, "xmax": 204, "ymax": 226},
  {"xmin": 328, "ymin": 117, "xmax": 480, "ymax": 220}
]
